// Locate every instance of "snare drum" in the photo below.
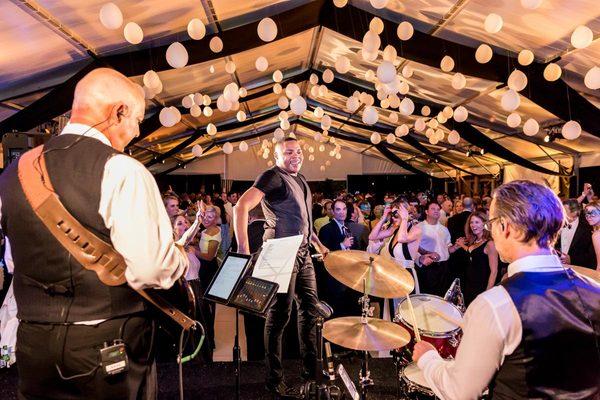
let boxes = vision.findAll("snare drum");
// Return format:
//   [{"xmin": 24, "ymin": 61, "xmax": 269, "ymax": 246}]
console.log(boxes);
[
  {"xmin": 394, "ymin": 294, "xmax": 463, "ymax": 358},
  {"xmin": 400, "ymin": 362, "xmax": 436, "ymax": 400}
]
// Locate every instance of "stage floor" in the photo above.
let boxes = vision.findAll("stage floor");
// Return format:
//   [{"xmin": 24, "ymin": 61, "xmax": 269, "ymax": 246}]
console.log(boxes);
[{"xmin": 0, "ymin": 358, "xmax": 402, "ymax": 399}]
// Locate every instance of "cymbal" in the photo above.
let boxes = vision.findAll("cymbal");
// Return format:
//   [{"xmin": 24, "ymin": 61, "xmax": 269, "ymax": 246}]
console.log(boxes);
[
  {"xmin": 323, "ymin": 316, "xmax": 411, "ymax": 351},
  {"xmin": 567, "ymin": 265, "xmax": 600, "ymax": 283},
  {"xmin": 324, "ymin": 250, "xmax": 414, "ymax": 298}
]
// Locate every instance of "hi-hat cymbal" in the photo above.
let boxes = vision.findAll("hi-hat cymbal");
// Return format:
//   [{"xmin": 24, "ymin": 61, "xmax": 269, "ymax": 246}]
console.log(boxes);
[
  {"xmin": 567, "ymin": 265, "xmax": 600, "ymax": 283},
  {"xmin": 323, "ymin": 316, "xmax": 411, "ymax": 351},
  {"xmin": 324, "ymin": 250, "xmax": 414, "ymax": 298}
]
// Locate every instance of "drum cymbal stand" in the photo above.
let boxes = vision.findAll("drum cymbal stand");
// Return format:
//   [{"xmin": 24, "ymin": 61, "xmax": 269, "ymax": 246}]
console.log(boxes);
[{"xmin": 358, "ymin": 275, "xmax": 375, "ymax": 400}]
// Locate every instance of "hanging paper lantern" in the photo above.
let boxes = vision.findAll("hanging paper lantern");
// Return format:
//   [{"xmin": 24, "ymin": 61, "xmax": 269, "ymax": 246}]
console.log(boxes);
[
  {"xmin": 584, "ymin": 66, "xmax": 600, "ymax": 90},
  {"xmin": 435, "ymin": 129, "xmax": 445, "ymax": 141},
  {"xmin": 507, "ymin": 70, "xmax": 528, "ymax": 92},
  {"xmin": 225, "ymin": 61, "xmax": 236, "ymax": 74},
  {"xmin": 236, "ymin": 110, "xmax": 247, "ymax": 122},
  {"xmin": 310, "ymin": 73, "xmax": 319, "ymax": 85},
  {"xmin": 386, "ymin": 133, "xmax": 396, "ymax": 144},
  {"xmin": 209, "ymin": 37, "xmax": 223, "ymax": 53},
  {"xmin": 440, "ymin": 56, "xmax": 455, "ymax": 72},
  {"xmin": 543, "ymin": 63, "xmax": 562, "ymax": 81},
  {"xmin": 428, "ymin": 118, "xmax": 439, "ymax": 129},
  {"xmin": 346, "ymin": 96, "xmax": 360, "ymax": 112},
  {"xmin": 442, "ymin": 106, "xmax": 454, "ymax": 118},
  {"xmin": 380, "ymin": 98, "xmax": 390, "ymax": 109},
  {"xmin": 193, "ymin": 93, "xmax": 203, "ymax": 105},
  {"xmin": 396, "ymin": 124, "xmax": 409, "ymax": 136},
  {"xmin": 206, "ymin": 123, "xmax": 217, "ymax": 136},
  {"xmin": 223, "ymin": 82, "xmax": 239, "ymax": 102},
  {"xmin": 333, "ymin": 0, "xmax": 348, "ymax": 7},
  {"xmin": 277, "ymin": 96, "xmax": 289, "ymax": 110},
  {"xmin": 571, "ymin": 25, "xmax": 593, "ymax": 49},
  {"xmin": 255, "ymin": 56, "xmax": 269, "ymax": 72},
  {"xmin": 399, "ymin": 97, "xmax": 415, "ymax": 116},
  {"xmin": 475, "ymin": 44, "xmax": 493, "ymax": 63},
  {"xmin": 143, "ymin": 70, "xmax": 161, "ymax": 89},
  {"xmin": 278, "ymin": 111, "xmax": 289, "ymax": 121},
  {"xmin": 273, "ymin": 83, "xmax": 282, "ymax": 94},
  {"xmin": 421, "ymin": 106, "xmax": 431, "ymax": 116},
  {"xmin": 285, "ymin": 83, "xmax": 300, "ymax": 99},
  {"xmin": 397, "ymin": 21, "xmax": 414, "ymax": 41},
  {"xmin": 362, "ymin": 106, "xmax": 379, "ymax": 125},
  {"xmin": 402, "ymin": 65, "xmax": 414, "ymax": 79},
  {"xmin": 290, "ymin": 97, "xmax": 307, "ymax": 116},
  {"xmin": 369, "ymin": 0, "xmax": 389, "ymax": 9},
  {"xmin": 187, "ymin": 18, "xmax": 206, "ymax": 40},
  {"xmin": 370, "ymin": 132, "xmax": 382, "ymax": 144},
  {"xmin": 429, "ymin": 136, "xmax": 439, "ymax": 145},
  {"xmin": 362, "ymin": 31, "xmax": 381, "ymax": 53},
  {"xmin": 437, "ymin": 113, "xmax": 448, "ymax": 124},
  {"xmin": 313, "ymin": 107, "xmax": 324, "ymax": 118},
  {"xmin": 159, "ymin": 107, "xmax": 180, "ymax": 127},
  {"xmin": 192, "ymin": 144, "xmax": 203, "ymax": 157},
  {"xmin": 389, "ymin": 112, "xmax": 399, "ymax": 124},
  {"xmin": 451, "ymin": 72, "xmax": 466, "ymax": 90},
  {"xmin": 448, "ymin": 130, "xmax": 460, "ymax": 145},
  {"xmin": 203, "ymin": 106, "xmax": 213, "ymax": 117},
  {"xmin": 203, "ymin": 95, "xmax": 211, "ymax": 106},
  {"xmin": 209, "ymin": 65, "xmax": 215, "ymax": 73},
  {"xmin": 318, "ymin": 85, "xmax": 329, "ymax": 97},
  {"xmin": 506, "ymin": 113, "xmax": 521, "ymax": 128},
  {"xmin": 453, "ymin": 106, "xmax": 468, "ymax": 122},
  {"xmin": 166, "ymin": 42, "xmax": 188, "ymax": 68},
  {"xmin": 239, "ymin": 141, "xmax": 249, "ymax": 152},
  {"xmin": 321, "ymin": 115, "xmax": 332, "ymax": 129},
  {"xmin": 124, "ymin": 22, "xmax": 143, "ymax": 44},
  {"xmin": 323, "ymin": 69, "xmax": 334, "ymax": 84},
  {"xmin": 518, "ymin": 49, "xmax": 534, "ymax": 66},
  {"xmin": 273, "ymin": 70, "xmax": 283, "ymax": 83},
  {"xmin": 370, "ymin": 17, "xmax": 385, "ymax": 34},
  {"xmin": 376, "ymin": 61, "xmax": 396, "ymax": 84},
  {"xmin": 190, "ymin": 104, "xmax": 202, "ymax": 117},
  {"xmin": 561, "ymin": 120, "xmax": 581, "ymax": 140},
  {"xmin": 414, "ymin": 118, "xmax": 426, "ymax": 132},
  {"xmin": 257, "ymin": 18, "xmax": 277, "ymax": 42},
  {"xmin": 501, "ymin": 89, "xmax": 521, "ymax": 111},
  {"xmin": 274, "ymin": 128, "xmax": 285, "ymax": 140},
  {"xmin": 523, "ymin": 118, "xmax": 539, "ymax": 136},
  {"xmin": 222, "ymin": 142, "xmax": 233, "ymax": 154},
  {"xmin": 182, "ymin": 94, "xmax": 194, "ymax": 108},
  {"xmin": 335, "ymin": 56, "xmax": 351, "ymax": 74},
  {"xmin": 238, "ymin": 87, "xmax": 247, "ymax": 98},
  {"xmin": 389, "ymin": 94, "xmax": 401, "ymax": 109},
  {"xmin": 484, "ymin": 13, "xmax": 503, "ymax": 33},
  {"xmin": 520, "ymin": 0, "xmax": 542, "ymax": 9},
  {"xmin": 217, "ymin": 95, "xmax": 232, "ymax": 112},
  {"xmin": 99, "ymin": 3, "xmax": 123, "ymax": 30},
  {"xmin": 425, "ymin": 128, "xmax": 434, "ymax": 138},
  {"xmin": 383, "ymin": 45, "xmax": 397, "ymax": 62}
]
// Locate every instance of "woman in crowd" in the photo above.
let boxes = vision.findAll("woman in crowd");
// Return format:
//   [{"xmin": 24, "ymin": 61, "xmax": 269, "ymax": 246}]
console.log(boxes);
[
  {"xmin": 455, "ymin": 211, "xmax": 499, "ymax": 305},
  {"xmin": 453, "ymin": 199, "xmax": 464, "ymax": 216},
  {"xmin": 584, "ymin": 200, "xmax": 600, "ymax": 270}
]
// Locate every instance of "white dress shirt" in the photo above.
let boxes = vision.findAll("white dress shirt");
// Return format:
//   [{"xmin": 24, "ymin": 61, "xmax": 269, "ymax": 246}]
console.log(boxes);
[
  {"xmin": 417, "ymin": 254, "xmax": 565, "ymax": 400},
  {"xmin": 333, "ymin": 219, "xmax": 350, "ymax": 250},
  {"xmin": 0, "ymin": 123, "xmax": 189, "ymax": 320},
  {"xmin": 560, "ymin": 218, "xmax": 579, "ymax": 255},
  {"xmin": 418, "ymin": 221, "xmax": 451, "ymax": 261}
]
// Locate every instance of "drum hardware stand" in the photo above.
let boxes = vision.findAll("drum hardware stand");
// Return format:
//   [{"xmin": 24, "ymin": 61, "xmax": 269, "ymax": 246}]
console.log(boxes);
[
  {"xmin": 357, "ymin": 276, "xmax": 375, "ymax": 400},
  {"xmin": 233, "ymin": 309, "xmax": 241, "ymax": 400}
]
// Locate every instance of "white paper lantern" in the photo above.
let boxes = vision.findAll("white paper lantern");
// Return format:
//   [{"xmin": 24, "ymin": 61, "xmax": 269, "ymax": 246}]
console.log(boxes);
[
  {"xmin": 484, "ymin": 13, "xmax": 503, "ymax": 33},
  {"xmin": 571, "ymin": 26, "xmax": 593, "ymax": 49},
  {"xmin": 278, "ymin": 111, "xmax": 289, "ymax": 121},
  {"xmin": 225, "ymin": 61, "xmax": 236, "ymax": 74},
  {"xmin": 310, "ymin": 73, "xmax": 319, "ymax": 85},
  {"xmin": 425, "ymin": 128, "xmax": 434, "ymax": 138},
  {"xmin": 182, "ymin": 94, "xmax": 194, "ymax": 108},
  {"xmin": 389, "ymin": 94, "xmax": 401, "ymax": 109},
  {"xmin": 318, "ymin": 85, "xmax": 329, "ymax": 97},
  {"xmin": 346, "ymin": 96, "xmax": 360, "ymax": 112},
  {"xmin": 221, "ymin": 142, "xmax": 233, "ymax": 154},
  {"xmin": 314, "ymin": 107, "xmax": 324, "ymax": 118},
  {"xmin": 203, "ymin": 106, "xmax": 213, "ymax": 117},
  {"xmin": 376, "ymin": 61, "xmax": 396, "ymax": 84},
  {"xmin": 440, "ymin": 56, "xmax": 455, "ymax": 72},
  {"xmin": 501, "ymin": 89, "xmax": 521, "ymax": 112},
  {"xmin": 143, "ymin": 70, "xmax": 161, "ymax": 89},
  {"xmin": 448, "ymin": 130, "xmax": 460, "ymax": 145},
  {"xmin": 435, "ymin": 129, "xmax": 445, "ymax": 141},
  {"xmin": 273, "ymin": 83, "xmax": 282, "ymax": 94},
  {"xmin": 258, "ymin": 18, "xmax": 277, "ymax": 42},
  {"xmin": 335, "ymin": 56, "xmax": 351, "ymax": 74},
  {"xmin": 442, "ymin": 106, "xmax": 454, "ymax": 118},
  {"xmin": 584, "ymin": 66, "xmax": 600, "ymax": 90},
  {"xmin": 192, "ymin": 144, "xmax": 203, "ymax": 157},
  {"xmin": 399, "ymin": 97, "xmax": 415, "ymax": 116},
  {"xmin": 523, "ymin": 118, "xmax": 539, "ymax": 136},
  {"xmin": 207, "ymin": 123, "xmax": 217, "ymax": 136},
  {"xmin": 277, "ymin": 96, "xmax": 289, "ymax": 110},
  {"xmin": 203, "ymin": 95, "xmax": 211, "ymax": 106},
  {"xmin": 236, "ymin": 110, "xmax": 247, "ymax": 122},
  {"xmin": 451, "ymin": 72, "xmax": 466, "ymax": 90},
  {"xmin": 380, "ymin": 98, "xmax": 390, "ymax": 109},
  {"xmin": 396, "ymin": 124, "xmax": 409, "ymax": 136},
  {"xmin": 453, "ymin": 106, "xmax": 468, "ymax": 122},
  {"xmin": 323, "ymin": 69, "xmax": 334, "ymax": 84},
  {"xmin": 238, "ymin": 87, "xmax": 248, "ymax": 98},
  {"xmin": 274, "ymin": 128, "xmax": 285, "ymax": 140},
  {"xmin": 290, "ymin": 97, "xmax": 307, "ymax": 116},
  {"xmin": 166, "ymin": 42, "xmax": 188, "ymax": 68},
  {"xmin": 280, "ymin": 119, "xmax": 290, "ymax": 130},
  {"xmin": 369, "ymin": 17, "xmax": 385, "ymax": 34},
  {"xmin": 333, "ymin": 0, "xmax": 348, "ymax": 7},
  {"xmin": 421, "ymin": 106, "xmax": 431, "ymax": 116},
  {"xmin": 239, "ymin": 141, "xmax": 249, "ymax": 152},
  {"xmin": 285, "ymin": 83, "xmax": 300, "ymax": 100},
  {"xmin": 321, "ymin": 115, "xmax": 332, "ymax": 129},
  {"xmin": 562, "ymin": 120, "xmax": 581, "ymax": 140},
  {"xmin": 543, "ymin": 63, "xmax": 562, "ymax": 81},
  {"xmin": 518, "ymin": 49, "xmax": 534, "ymax": 66},
  {"xmin": 124, "ymin": 22, "xmax": 144, "ymax": 44},
  {"xmin": 273, "ymin": 70, "xmax": 283, "ymax": 83},
  {"xmin": 389, "ymin": 112, "xmax": 399, "ymax": 124},
  {"xmin": 362, "ymin": 106, "xmax": 379, "ymax": 125},
  {"xmin": 362, "ymin": 31, "xmax": 381, "ymax": 53},
  {"xmin": 190, "ymin": 104, "xmax": 202, "ymax": 117},
  {"xmin": 475, "ymin": 44, "xmax": 493, "ymax": 64},
  {"xmin": 437, "ymin": 113, "xmax": 448, "ymax": 124},
  {"xmin": 209, "ymin": 65, "xmax": 215, "ymax": 74},
  {"xmin": 429, "ymin": 136, "xmax": 439, "ymax": 145},
  {"xmin": 255, "ymin": 56, "xmax": 269, "ymax": 72},
  {"xmin": 507, "ymin": 69, "xmax": 528, "ymax": 92},
  {"xmin": 386, "ymin": 133, "xmax": 396, "ymax": 144},
  {"xmin": 159, "ymin": 107, "xmax": 180, "ymax": 127},
  {"xmin": 507, "ymin": 113, "xmax": 521, "ymax": 128},
  {"xmin": 209, "ymin": 36, "xmax": 223, "ymax": 53},
  {"xmin": 397, "ymin": 21, "xmax": 414, "ymax": 41},
  {"xmin": 402, "ymin": 65, "xmax": 414, "ymax": 79},
  {"xmin": 224, "ymin": 83, "xmax": 239, "ymax": 102},
  {"xmin": 428, "ymin": 118, "xmax": 439, "ymax": 129},
  {"xmin": 370, "ymin": 0, "xmax": 389, "ymax": 9},
  {"xmin": 520, "ymin": 0, "xmax": 542, "ymax": 9},
  {"xmin": 187, "ymin": 18, "xmax": 206, "ymax": 40},
  {"xmin": 383, "ymin": 45, "xmax": 397, "ymax": 62},
  {"xmin": 415, "ymin": 118, "xmax": 426, "ymax": 132},
  {"xmin": 370, "ymin": 132, "xmax": 382, "ymax": 144},
  {"xmin": 99, "ymin": 3, "xmax": 123, "ymax": 30},
  {"xmin": 217, "ymin": 95, "xmax": 232, "ymax": 112}
]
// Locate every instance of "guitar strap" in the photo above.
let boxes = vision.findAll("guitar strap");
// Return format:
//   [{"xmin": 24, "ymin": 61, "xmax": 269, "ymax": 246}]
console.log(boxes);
[{"xmin": 17, "ymin": 145, "xmax": 194, "ymax": 330}]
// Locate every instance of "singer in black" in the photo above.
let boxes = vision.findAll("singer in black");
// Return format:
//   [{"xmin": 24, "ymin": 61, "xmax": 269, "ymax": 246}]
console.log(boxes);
[{"xmin": 234, "ymin": 137, "xmax": 329, "ymax": 398}]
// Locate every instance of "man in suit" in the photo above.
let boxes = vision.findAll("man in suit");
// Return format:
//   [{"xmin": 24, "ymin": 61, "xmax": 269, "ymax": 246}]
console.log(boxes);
[{"xmin": 556, "ymin": 199, "xmax": 597, "ymax": 269}]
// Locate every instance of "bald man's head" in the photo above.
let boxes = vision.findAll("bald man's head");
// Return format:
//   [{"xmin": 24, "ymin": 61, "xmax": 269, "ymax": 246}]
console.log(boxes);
[{"xmin": 71, "ymin": 68, "xmax": 145, "ymax": 152}]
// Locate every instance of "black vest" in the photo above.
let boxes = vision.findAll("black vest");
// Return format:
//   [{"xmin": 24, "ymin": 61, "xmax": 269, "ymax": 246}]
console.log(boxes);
[
  {"xmin": 0, "ymin": 134, "xmax": 146, "ymax": 323},
  {"xmin": 261, "ymin": 166, "xmax": 312, "ymax": 244},
  {"xmin": 492, "ymin": 271, "xmax": 600, "ymax": 399}
]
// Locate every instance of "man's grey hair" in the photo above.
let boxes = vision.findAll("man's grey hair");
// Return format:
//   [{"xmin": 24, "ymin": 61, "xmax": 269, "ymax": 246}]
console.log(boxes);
[{"xmin": 492, "ymin": 180, "xmax": 564, "ymax": 248}]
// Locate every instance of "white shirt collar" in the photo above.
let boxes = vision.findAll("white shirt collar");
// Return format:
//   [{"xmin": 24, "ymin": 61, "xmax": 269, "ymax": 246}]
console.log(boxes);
[
  {"xmin": 507, "ymin": 254, "xmax": 564, "ymax": 277},
  {"xmin": 333, "ymin": 219, "xmax": 345, "ymax": 229},
  {"xmin": 59, "ymin": 122, "xmax": 112, "ymax": 147},
  {"xmin": 564, "ymin": 218, "xmax": 579, "ymax": 230}
]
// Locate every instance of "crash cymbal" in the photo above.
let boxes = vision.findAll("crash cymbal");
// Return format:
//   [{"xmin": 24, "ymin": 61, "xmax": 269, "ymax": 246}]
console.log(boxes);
[
  {"xmin": 323, "ymin": 316, "xmax": 411, "ymax": 351},
  {"xmin": 567, "ymin": 265, "xmax": 600, "ymax": 283},
  {"xmin": 324, "ymin": 250, "xmax": 414, "ymax": 298}
]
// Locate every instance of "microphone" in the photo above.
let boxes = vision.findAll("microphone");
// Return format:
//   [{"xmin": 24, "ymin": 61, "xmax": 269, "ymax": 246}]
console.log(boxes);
[
  {"xmin": 316, "ymin": 301, "xmax": 333, "ymax": 319},
  {"xmin": 324, "ymin": 342, "xmax": 336, "ymax": 380}
]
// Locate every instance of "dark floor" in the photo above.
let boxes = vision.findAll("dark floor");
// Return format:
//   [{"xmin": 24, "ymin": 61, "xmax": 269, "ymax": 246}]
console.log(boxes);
[{"xmin": 0, "ymin": 358, "xmax": 403, "ymax": 399}]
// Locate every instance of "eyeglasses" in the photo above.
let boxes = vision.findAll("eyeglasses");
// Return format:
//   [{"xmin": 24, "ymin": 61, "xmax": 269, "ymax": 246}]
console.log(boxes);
[
  {"xmin": 483, "ymin": 217, "xmax": 501, "ymax": 231},
  {"xmin": 585, "ymin": 209, "xmax": 600, "ymax": 218}
]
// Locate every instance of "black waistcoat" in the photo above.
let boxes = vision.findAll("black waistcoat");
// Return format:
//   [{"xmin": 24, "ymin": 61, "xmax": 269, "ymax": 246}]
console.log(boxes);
[
  {"xmin": 492, "ymin": 270, "xmax": 600, "ymax": 399},
  {"xmin": 261, "ymin": 166, "xmax": 313, "ymax": 245},
  {"xmin": 0, "ymin": 134, "xmax": 146, "ymax": 323}
]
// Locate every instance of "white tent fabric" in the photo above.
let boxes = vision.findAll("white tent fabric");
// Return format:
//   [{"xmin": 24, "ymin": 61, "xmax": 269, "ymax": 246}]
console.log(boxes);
[{"xmin": 503, "ymin": 159, "xmax": 573, "ymax": 193}]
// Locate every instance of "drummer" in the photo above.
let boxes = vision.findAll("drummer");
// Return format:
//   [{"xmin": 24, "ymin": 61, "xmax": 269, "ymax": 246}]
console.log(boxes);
[{"xmin": 413, "ymin": 180, "xmax": 600, "ymax": 399}]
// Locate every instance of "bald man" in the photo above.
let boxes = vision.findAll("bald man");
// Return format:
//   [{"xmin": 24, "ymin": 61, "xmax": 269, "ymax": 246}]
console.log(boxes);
[{"xmin": 0, "ymin": 68, "xmax": 189, "ymax": 399}]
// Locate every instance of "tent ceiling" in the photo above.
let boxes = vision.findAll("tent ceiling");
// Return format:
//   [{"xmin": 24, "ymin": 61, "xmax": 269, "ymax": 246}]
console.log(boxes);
[{"xmin": 1, "ymin": 0, "xmax": 599, "ymax": 177}]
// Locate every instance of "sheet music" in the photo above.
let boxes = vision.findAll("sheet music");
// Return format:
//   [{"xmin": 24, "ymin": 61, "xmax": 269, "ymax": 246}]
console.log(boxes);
[{"xmin": 252, "ymin": 235, "xmax": 303, "ymax": 293}]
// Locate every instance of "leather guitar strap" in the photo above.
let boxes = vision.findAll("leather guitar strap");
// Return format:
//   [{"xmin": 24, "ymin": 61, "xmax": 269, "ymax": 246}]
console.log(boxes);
[{"xmin": 17, "ymin": 146, "xmax": 194, "ymax": 330}]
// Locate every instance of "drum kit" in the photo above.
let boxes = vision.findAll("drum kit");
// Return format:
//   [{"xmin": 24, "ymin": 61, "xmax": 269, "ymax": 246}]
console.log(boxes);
[{"xmin": 322, "ymin": 250, "xmax": 465, "ymax": 400}]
